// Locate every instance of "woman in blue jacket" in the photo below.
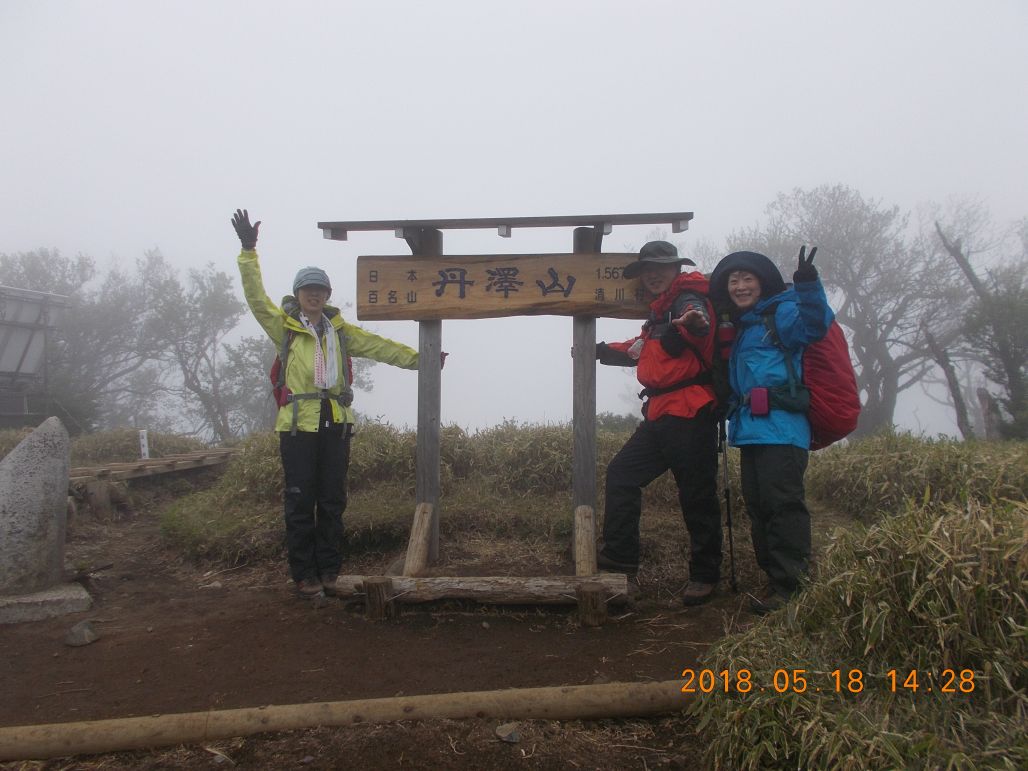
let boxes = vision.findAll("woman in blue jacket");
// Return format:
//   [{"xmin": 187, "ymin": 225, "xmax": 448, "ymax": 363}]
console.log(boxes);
[{"xmin": 709, "ymin": 247, "xmax": 832, "ymax": 614}]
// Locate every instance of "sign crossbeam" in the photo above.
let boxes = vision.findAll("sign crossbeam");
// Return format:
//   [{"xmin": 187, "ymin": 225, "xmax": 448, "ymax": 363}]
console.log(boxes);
[{"xmin": 318, "ymin": 212, "xmax": 693, "ymax": 242}]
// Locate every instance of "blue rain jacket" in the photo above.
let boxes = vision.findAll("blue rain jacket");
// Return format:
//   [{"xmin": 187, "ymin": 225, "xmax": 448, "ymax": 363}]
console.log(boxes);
[{"xmin": 728, "ymin": 279, "xmax": 834, "ymax": 449}]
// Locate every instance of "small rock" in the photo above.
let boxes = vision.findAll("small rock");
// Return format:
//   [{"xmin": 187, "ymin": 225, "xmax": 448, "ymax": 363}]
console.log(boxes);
[
  {"xmin": 202, "ymin": 581, "xmax": 223, "ymax": 589},
  {"xmin": 481, "ymin": 621, "xmax": 490, "ymax": 629},
  {"xmin": 300, "ymin": 756, "xmax": 315, "ymax": 764},
  {"xmin": 495, "ymin": 723, "xmax": 520, "ymax": 743},
  {"xmin": 65, "ymin": 620, "xmax": 99, "ymax": 647}
]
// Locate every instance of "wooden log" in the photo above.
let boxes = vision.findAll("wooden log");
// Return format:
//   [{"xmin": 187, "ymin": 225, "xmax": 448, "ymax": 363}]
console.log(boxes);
[
  {"xmin": 331, "ymin": 574, "xmax": 628, "ymax": 605},
  {"xmin": 82, "ymin": 481, "xmax": 112, "ymax": 519},
  {"xmin": 362, "ymin": 576, "xmax": 396, "ymax": 621},
  {"xmin": 0, "ymin": 680, "xmax": 688, "ymax": 761},
  {"xmin": 402, "ymin": 503, "xmax": 434, "ymax": 576},
  {"xmin": 574, "ymin": 505, "xmax": 597, "ymax": 576},
  {"xmin": 576, "ymin": 581, "xmax": 608, "ymax": 627}
]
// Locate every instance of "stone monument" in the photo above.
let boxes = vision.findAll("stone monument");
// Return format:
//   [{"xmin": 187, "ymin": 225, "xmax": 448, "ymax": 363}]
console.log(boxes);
[{"xmin": 0, "ymin": 417, "xmax": 92, "ymax": 623}]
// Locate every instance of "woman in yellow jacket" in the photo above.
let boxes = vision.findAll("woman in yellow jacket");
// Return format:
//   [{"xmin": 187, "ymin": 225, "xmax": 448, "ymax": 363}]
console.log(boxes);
[{"xmin": 232, "ymin": 209, "xmax": 420, "ymax": 599}]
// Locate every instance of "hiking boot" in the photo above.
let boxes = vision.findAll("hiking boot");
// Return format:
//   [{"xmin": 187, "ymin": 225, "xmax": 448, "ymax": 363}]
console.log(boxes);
[
  {"xmin": 596, "ymin": 551, "xmax": 638, "ymax": 575},
  {"xmin": 295, "ymin": 578, "xmax": 325, "ymax": 600},
  {"xmin": 749, "ymin": 587, "xmax": 790, "ymax": 615},
  {"xmin": 320, "ymin": 574, "xmax": 339, "ymax": 597},
  {"xmin": 681, "ymin": 581, "xmax": 717, "ymax": 606}
]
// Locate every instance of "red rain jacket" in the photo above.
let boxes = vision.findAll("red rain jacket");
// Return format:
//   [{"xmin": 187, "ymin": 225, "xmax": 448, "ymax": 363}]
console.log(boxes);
[{"xmin": 606, "ymin": 272, "xmax": 716, "ymax": 421}]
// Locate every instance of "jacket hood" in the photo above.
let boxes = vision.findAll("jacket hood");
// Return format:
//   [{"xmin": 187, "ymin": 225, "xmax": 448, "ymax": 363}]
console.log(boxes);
[{"xmin": 708, "ymin": 251, "xmax": 787, "ymax": 308}]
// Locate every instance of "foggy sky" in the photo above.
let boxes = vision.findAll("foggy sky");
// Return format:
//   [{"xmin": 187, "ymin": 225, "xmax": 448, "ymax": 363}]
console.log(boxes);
[{"xmin": 2, "ymin": 0, "xmax": 1026, "ymax": 434}]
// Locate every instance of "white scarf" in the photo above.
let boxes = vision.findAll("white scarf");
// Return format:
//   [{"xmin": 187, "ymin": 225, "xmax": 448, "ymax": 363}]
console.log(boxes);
[{"xmin": 299, "ymin": 313, "xmax": 339, "ymax": 390}]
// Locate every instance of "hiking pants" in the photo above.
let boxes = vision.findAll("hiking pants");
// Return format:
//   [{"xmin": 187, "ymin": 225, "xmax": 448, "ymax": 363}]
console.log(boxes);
[
  {"xmin": 602, "ymin": 411, "xmax": 722, "ymax": 582},
  {"xmin": 279, "ymin": 423, "xmax": 352, "ymax": 583},
  {"xmin": 739, "ymin": 444, "xmax": 810, "ymax": 596}
]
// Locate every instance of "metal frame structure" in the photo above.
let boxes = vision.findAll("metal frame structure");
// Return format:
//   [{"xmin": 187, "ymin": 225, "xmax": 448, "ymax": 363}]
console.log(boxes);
[{"xmin": 0, "ymin": 285, "xmax": 69, "ymax": 428}]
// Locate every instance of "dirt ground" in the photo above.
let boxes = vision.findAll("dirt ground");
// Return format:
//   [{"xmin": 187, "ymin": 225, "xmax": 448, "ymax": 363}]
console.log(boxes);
[{"xmin": 0, "ymin": 481, "xmax": 812, "ymax": 770}]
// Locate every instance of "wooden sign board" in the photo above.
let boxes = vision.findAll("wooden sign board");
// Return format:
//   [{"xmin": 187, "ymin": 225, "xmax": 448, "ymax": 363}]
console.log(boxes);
[{"xmin": 356, "ymin": 253, "xmax": 650, "ymax": 321}]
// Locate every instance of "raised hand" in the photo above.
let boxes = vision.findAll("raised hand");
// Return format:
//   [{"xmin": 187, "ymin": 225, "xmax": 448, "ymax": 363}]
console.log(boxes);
[
  {"xmin": 232, "ymin": 209, "xmax": 261, "ymax": 250},
  {"xmin": 794, "ymin": 245, "xmax": 818, "ymax": 283}
]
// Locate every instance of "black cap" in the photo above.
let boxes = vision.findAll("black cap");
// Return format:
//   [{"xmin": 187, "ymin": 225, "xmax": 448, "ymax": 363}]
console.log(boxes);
[{"xmin": 623, "ymin": 240, "xmax": 695, "ymax": 278}]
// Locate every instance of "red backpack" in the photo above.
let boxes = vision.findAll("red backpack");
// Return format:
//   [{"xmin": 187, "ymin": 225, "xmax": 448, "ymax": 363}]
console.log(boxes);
[{"xmin": 764, "ymin": 314, "xmax": 861, "ymax": 450}]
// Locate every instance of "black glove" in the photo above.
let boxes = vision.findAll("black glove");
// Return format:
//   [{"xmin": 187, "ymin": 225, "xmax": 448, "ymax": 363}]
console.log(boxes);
[
  {"xmin": 794, "ymin": 245, "xmax": 818, "ymax": 283},
  {"xmin": 232, "ymin": 208, "xmax": 261, "ymax": 250}
]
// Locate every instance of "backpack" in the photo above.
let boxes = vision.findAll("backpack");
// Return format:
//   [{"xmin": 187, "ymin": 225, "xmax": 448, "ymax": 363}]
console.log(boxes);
[
  {"xmin": 763, "ymin": 311, "xmax": 861, "ymax": 450},
  {"xmin": 270, "ymin": 327, "xmax": 353, "ymax": 408}
]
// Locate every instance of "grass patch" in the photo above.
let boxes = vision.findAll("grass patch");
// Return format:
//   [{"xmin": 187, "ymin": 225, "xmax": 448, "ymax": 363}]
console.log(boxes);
[
  {"xmin": 808, "ymin": 431, "xmax": 1027, "ymax": 520},
  {"xmin": 688, "ymin": 498, "xmax": 1026, "ymax": 769},
  {"xmin": 0, "ymin": 426, "xmax": 206, "ymax": 465},
  {"xmin": 158, "ymin": 421, "xmax": 745, "ymax": 577}
]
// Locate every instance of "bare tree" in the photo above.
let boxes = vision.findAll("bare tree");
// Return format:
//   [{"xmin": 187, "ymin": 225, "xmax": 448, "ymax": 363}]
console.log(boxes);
[
  {"xmin": 934, "ymin": 214, "xmax": 1027, "ymax": 439},
  {"xmin": 140, "ymin": 252, "xmax": 246, "ymax": 443}
]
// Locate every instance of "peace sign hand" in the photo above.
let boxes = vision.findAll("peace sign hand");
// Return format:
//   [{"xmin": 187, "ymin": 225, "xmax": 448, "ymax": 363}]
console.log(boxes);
[{"xmin": 794, "ymin": 245, "xmax": 818, "ymax": 283}]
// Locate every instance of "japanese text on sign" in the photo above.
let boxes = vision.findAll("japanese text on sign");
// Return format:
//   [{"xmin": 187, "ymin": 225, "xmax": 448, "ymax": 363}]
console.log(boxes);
[{"xmin": 356, "ymin": 253, "xmax": 650, "ymax": 321}]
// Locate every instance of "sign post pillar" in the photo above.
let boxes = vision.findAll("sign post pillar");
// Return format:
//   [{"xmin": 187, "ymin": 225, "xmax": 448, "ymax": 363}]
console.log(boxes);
[
  {"xmin": 571, "ymin": 227, "xmax": 600, "ymax": 517},
  {"xmin": 407, "ymin": 227, "xmax": 443, "ymax": 563}
]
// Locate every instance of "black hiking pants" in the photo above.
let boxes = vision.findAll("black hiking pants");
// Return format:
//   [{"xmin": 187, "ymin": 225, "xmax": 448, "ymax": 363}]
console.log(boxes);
[
  {"xmin": 739, "ymin": 444, "xmax": 810, "ymax": 596},
  {"xmin": 602, "ymin": 411, "xmax": 722, "ymax": 582},
  {"xmin": 279, "ymin": 422, "xmax": 352, "ymax": 583}
]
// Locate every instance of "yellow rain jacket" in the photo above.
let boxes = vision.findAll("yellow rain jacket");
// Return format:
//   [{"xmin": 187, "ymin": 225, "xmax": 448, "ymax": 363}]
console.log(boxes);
[{"xmin": 238, "ymin": 250, "xmax": 418, "ymax": 432}]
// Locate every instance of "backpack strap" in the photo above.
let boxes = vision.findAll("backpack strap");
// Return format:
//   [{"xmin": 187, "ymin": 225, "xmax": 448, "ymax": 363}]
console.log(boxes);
[
  {"xmin": 278, "ymin": 323, "xmax": 353, "ymax": 435},
  {"xmin": 276, "ymin": 330, "xmax": 295, "ymax": 390},
  {"xmin": 762, "ymin": 308, "xmax": 800, "ymax": 398}
]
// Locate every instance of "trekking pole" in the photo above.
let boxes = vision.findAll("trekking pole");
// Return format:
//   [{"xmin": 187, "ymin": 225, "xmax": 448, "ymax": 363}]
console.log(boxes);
[{"xmin": 719, "ymin": 418, "xmax": 738, "ymax": 593}]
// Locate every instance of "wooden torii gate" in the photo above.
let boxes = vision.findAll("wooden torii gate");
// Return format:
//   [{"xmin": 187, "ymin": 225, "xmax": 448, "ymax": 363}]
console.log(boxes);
[{"xmin": 317, "ymin": 213, "xmax": 693, "ymax": 619}]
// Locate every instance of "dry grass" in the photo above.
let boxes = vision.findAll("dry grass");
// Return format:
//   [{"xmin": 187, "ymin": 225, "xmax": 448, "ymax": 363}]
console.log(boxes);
[
  {"xmin": 807, "ymin": 431, "xmax": 1027, "ymax": 520},
  {"xmin": 0, "ymin": 426, "xmax": 206, "ymax": 466},
  {"xmin": 688, "ymin": 499, "xmax": 1027, "ymax": 768}
]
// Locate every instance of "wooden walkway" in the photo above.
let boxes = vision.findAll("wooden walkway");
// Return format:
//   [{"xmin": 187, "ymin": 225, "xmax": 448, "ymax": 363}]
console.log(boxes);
[
  {"xmin": 69, "ymin": 449, "xmax": 237, "ymax": 484},
  {"xmin": 68, "ymin": 449, "xmax": 237, "ymax": 518}
]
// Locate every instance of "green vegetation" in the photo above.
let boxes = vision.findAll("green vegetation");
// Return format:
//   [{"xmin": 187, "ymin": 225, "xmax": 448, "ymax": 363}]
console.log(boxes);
[
  {"xmin": 159, "ymin": 421, "xmax": 697, "ymax": 568},
  {"xmin": 807, "ymin": 431, "xmax": 1027, "ymax": 519},
  {"xmin": 690, "ymin": 499, "xmax": 1026, "ymax": 769},
  {"xmin": 0, "ymin": 427, "xmax": 205, "ymax": 465},
  {"xmin": 690, "ymin": 432, "xmax": 1027, "ymax": 770}
]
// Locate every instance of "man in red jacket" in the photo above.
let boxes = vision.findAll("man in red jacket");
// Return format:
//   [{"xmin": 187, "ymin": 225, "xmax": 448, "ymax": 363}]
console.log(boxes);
[{"xmin": 596, "ymin": 241, "xmax": 722, "ymax": 606}]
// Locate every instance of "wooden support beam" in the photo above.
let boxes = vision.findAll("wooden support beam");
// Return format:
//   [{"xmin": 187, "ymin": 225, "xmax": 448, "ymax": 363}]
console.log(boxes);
[
  {"xmin": 411, "ymin": 227, "xmax": 443, "ymax": 564},
  {"xmin": 0, "ymin": 680, "xmax": 689, "ymax": 761},
  {"xmin": 576, "ymin": 581, "xmax": 608, "ymax": 627},
  {"xmin": 330, "ymin": 574, "xmax": 629, "ymax": 605},
  {"xmin": 402, "ymin": 503, "xmax": 434, "ymax": 577},
  {"xmin": 571, "ymin": 227, "xmax": 598, "ymax": 518},
  {"xmin": 574, "ymin": 505, "xmax": 597, "ymax": 576},
  {"xmin": 362, "ymin": 576, "xmax": 396, "ymax": 621}
]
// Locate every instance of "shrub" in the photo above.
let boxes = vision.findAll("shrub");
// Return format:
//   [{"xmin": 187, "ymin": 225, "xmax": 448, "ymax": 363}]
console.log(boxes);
[
  {"xmin": 689, "ymin": 498, "xmax": 1027, "ymax": 769},
  {"xmin": 807, "ymin": 432, "xmax": 1027, "ymax": 519}
]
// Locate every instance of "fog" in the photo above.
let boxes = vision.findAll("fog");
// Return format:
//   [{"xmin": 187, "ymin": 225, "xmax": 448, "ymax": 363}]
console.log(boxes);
[{"xmin": 2, "ymin": 0, "xmax": 1026, "ymax": 433}]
